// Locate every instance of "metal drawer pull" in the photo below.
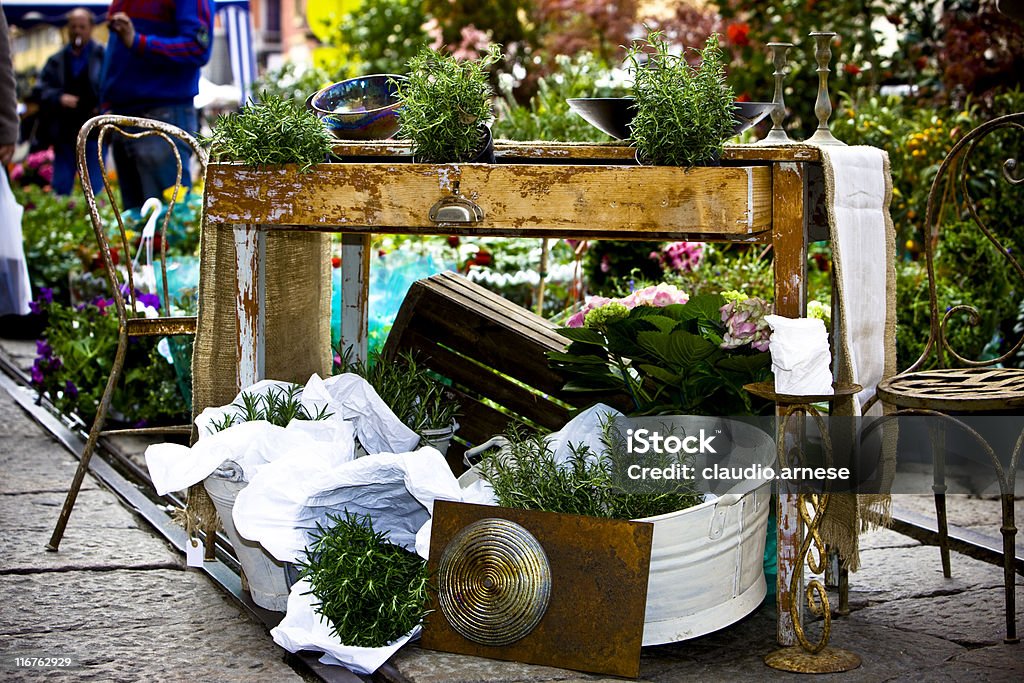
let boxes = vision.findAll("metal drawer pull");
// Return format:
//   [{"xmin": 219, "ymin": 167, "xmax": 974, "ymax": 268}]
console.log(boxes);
[{"xmin": 429, "ymin": 182, "xmax": 484, "ymax": 224}]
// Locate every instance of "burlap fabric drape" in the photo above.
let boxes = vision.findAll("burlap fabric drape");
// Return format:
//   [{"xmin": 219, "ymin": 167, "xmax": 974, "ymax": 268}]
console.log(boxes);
[
  {"xmin": 819, "ymin": 148, "xmax": 898, "ymax": 571},
  {"xmin": 185, "ymin": 222, "xmax": 332, "ymax": 550}
]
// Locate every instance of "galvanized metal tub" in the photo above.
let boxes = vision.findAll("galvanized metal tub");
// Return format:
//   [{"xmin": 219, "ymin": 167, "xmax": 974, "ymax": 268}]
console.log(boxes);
[{"xmin": 457, "ymin": 421, "xmax": 773, "ymax": 646}]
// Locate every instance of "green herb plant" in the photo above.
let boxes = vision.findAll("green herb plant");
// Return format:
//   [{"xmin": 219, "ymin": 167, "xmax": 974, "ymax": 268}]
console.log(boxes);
[
  {"xmin": 208, "ymin": 384, "xmax": 332, "ymax": 433},
  {"xmin": 346, "ymin": 350, "xmax": 459, "ymax": 435},
  {"xmin": 298, "ymin": 512, "xmax": 430, "ymax": 648},
  {"xmin": 626, "ymin": 30, "xmax": 735, "ymax": 166},
  {"xmin": 479, "ymin": 419, "xmax": 702, "ymax": 520},
  {"xmin": 204, "ymin": 92, "xmax": 334, "ymax": 172},
  {"xmin": 393, "ymin": 44, "xmax": 502, "ymax": 162}
]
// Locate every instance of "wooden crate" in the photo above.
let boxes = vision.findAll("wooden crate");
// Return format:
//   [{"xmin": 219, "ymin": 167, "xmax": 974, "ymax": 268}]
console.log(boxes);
[{"xmin": 382, "ymin": 272, "xmax": 623, "ymax": 471}]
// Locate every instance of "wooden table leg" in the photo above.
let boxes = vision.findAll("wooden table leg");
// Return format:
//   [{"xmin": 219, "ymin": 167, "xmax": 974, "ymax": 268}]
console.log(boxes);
[
  {"xmin": 340, "ymin": 233, "xmax": 371, "ymax": 365},
  {"xmin": 234, "ymin": 223, "xmax": 265, "ymax": 391},
  {"xmin": 772, "ymin": 161, "xmax": 809, "ymax": 646}
]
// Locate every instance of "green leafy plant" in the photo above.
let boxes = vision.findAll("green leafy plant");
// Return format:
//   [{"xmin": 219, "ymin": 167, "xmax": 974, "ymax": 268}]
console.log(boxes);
[
  {"xmin": 205, "ymin": 92, "xmax": 334, "ymax": 172},
  {"xmin": 298, "ymin": 512, "xmax": 429, "ymax": 648},
  {"xmin": 626, "ymin": 30, "xmax": 735, "ymax": 166},
  {"xmin": 393, "ymin": 44, "xmax": 502, "ymax": 162},
  {"xmin": 346, "ymin": 350, "xmax": 459, "ymax": 435},
  {"xmin": 550, "ymin": 289, "xmax": 773, "ymax": 415},
  {"xmin": 208, "ymin": 384, "xmax": 332, "ymax": 433},
  {"xmin": 30, "ymin": 290, "xmax": 188, "ymax": 425},
  {"xmin": 479, "ymin": 420, "xmax": 702, "ymax": 520}
]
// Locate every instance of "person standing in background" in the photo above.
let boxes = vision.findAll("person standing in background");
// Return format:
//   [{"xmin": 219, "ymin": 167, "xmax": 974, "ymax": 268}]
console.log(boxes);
[
  {"xmin": 102, "ymin": 0, "xmax": 213, "ymax": 210},
  {"xmin": 36, "ymin": 8, "xmax": 105, "ymax": 196},
  {"xmin": 0, "ymin": 11, "xmax": 17, "ymax": 167}
]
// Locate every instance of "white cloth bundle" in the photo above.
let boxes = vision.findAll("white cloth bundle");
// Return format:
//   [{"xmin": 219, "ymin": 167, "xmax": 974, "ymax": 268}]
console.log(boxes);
[{"xmin": 765, "ymin": 314, "xmax": 834, "ymax": 395}]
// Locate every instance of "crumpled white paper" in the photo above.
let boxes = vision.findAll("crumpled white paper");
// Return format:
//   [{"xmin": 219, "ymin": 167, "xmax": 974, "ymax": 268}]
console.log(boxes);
[
  {"xmin": 233, "ymin": 447, "xmax": 462, "ymax": 563},
  {"xmin": 765, "ymin": 315, "xmax": 834, "ymax": 395},
  {"xmin": 144, "ymin": 374, "xmax": 419, "ymax": 495},
  {"xmin": 270, "ymin": 578, "xmax": 421, "ymax": 675}
]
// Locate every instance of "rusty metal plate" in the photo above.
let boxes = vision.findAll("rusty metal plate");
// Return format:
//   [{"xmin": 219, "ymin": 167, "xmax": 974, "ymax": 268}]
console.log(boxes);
[{"xmin": 422, "ymin": 501, "xmax": 653, "ymax": 679}]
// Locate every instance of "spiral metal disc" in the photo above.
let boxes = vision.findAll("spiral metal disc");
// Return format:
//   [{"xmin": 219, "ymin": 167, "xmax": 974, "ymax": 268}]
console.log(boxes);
[{"xmin": 437, "ymin": 517, "xmax": 552, "ymax": 646}]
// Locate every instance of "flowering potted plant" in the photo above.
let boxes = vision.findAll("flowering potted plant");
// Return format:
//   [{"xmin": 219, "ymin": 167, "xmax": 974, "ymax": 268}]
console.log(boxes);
[{"xmin": 551, "ymin": 285, "xmax": 773, "ymax": 416}]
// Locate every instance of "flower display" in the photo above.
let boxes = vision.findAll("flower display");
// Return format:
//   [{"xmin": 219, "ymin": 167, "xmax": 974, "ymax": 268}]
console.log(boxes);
[
  {"xmin": 567, "ymin": 284, "xmax": 688, "ymax": 328},
  {"xmin": 552, "ymin": 288, "xmax": 773, "ymax": 415},
  {"xmin": 651, "ymin": 241, "xmax": 705, "ymax": 274}
]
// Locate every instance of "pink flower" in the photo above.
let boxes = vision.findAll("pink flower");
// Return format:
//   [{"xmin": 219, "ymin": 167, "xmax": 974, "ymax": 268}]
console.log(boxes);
[
  {"xmin": 720, "ymin": 297, "xmax": 772, "ymax": 351},
  {"xmin": 656, "ymin": 241, "xmax": 705, "ymax": 273},
  {"xmin": 38, "ymin": 164, "xmax": 54, "ymax": 183},
  {"xmin": 9, "ymin": 164, "xmax": 23, "ymax": 182},
  {"xmin": 567, "ymin": 295, "xmax": 611, "ymax": 328}
]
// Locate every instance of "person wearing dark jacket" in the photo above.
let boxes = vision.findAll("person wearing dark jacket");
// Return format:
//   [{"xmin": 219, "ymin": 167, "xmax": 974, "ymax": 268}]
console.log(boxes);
[
  {"xmin": 102, "ymin": 0, "xmax": 213, "ymax": 210},
  {"xmin": 36, "ymin": 8, "xmax": 105, "ymax": 195}
]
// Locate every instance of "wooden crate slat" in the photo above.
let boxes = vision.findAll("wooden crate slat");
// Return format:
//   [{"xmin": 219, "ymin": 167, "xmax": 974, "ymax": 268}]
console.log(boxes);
[
  {"xmin": 399, "ymin": 330, "xmax": 571, "ymax": 431},
  {"xmin": 205, "ymin": 163, "xmax": 771, "ymax": 235}
]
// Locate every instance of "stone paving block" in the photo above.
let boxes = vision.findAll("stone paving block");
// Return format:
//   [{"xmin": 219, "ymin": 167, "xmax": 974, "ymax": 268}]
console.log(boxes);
[
  {"xmin": 893, "ymin": 494, "xmax": 1014, "ymax": 528},
  {"xmin": 850, "ymin": 585, "xmax": 1024, "ymax": 647},
  {"xmin": 0, "ymin": 393, "xmax": 47, "ymax": 439},
  {"xmin": 0, "ymin": 439, "xmax": 97, "ymax": 495},
  {"xmin": 390, "ymin": 605, "xmax": 966, "ymax": 683},
  {"xmin": 860, "ymin": 527, "xmax": 922, "ymax": 550},
  {"xmin": 848, "ymin": 545, "xmax": 1022, "ymax": 604},
  {"xmin": 0, "ymin": 570, "xmax": 300, "ymax": 682},
  {"xmin": 0, "ymin": 489, "xmax": 180, "ymax": 572}
]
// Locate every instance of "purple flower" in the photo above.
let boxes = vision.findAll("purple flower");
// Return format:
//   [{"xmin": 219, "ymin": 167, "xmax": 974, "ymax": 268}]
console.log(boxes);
[
  {"xmin": 30, "ymin": 362, "xmax": 44, "ymax": 385},
  {"xmin": 64, "ymin": 380, "xmax": 78, "ymax": 399},
  {"xmin": 39, "ymin": 287, "xmax": 54, "ymax": 304},
  {"xmin": 28, "ymin": 300, "xmax": 42, "ymax": 315},
  {"xmin": 35, "ymin": 339, "xmax": 52, "ymax": 358},
  {"xmin": 136, "ymin": 291, "xmax": 161, "ymax": 311}
]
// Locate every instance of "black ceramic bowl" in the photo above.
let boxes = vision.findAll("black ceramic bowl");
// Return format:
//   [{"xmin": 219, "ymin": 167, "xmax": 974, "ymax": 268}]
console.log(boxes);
[
  {"xmin": 307, "ymin": 74, "xmax": 405, "ymax": 140},
  {"xmin": 566, "ymin": 98, "xmax": 776, "ymax": 141}
]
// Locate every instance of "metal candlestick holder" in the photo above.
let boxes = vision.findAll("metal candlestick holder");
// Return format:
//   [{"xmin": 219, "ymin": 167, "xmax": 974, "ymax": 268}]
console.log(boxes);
[
  {"xmin": 760, "ymin": 42, "xmax": 794, "ymax": 144},
  {"xmin": 806, "ymin": 32, "xmax": 846, "ymax": 146}
]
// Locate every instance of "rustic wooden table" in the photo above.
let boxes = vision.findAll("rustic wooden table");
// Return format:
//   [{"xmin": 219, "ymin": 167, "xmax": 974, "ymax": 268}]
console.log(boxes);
[{"xmin": 202, "ymin": 140, "xmax": 828, "ymax": 648}]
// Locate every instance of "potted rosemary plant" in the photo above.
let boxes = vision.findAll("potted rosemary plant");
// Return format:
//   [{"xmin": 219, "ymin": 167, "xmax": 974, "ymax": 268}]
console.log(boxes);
[
  {"xmin": 349, "ymin": 350, "xmax": 461, "ymax": 455},
  {"xmin": 205, "ymin": 92, "xmax": 334, "ymax": 171},
  {"xmin": 392, "ymin": 44, "xmax": 502, "ymax": 163},
  {"xmin": 298, "ymin": 512, "xmax": 429, "ymax": 649},
  {"xmin": 626, "ymin": 31, "xmax": 735, "ymax": 167}
]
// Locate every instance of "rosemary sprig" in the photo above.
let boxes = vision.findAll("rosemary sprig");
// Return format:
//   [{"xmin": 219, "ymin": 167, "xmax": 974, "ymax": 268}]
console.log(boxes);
[
  {"xmin": 626, "ymin": 31, "xmax": 735, "ymax": 167},
  {"xmin": 479, "ymin": 419, "xmax": 702, "ymax": 520},
  {"xmin": 204, "ymin": 92, "xmax": 334, "ymax": 173},
  {"xmin": 207, "ymin": 384, "xmax": 333, "ymax": 433},
  {"xmin": 297, "ymin": 512, "xmax": 430, "ymax": 648},
  {"xmin": 393, "ymin": 44, "xmax": 502, "ymax": 162}
]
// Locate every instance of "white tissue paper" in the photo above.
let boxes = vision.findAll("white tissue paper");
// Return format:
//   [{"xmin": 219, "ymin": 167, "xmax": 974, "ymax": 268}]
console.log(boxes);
[
  {"xmin": 144, "ymin": 374, "xmax": 419, "ymax": 495},
  {"xmin": 271, "ymin": 578, "xmax": 420, "ymax": 675},
  {"xmin": 765, "ymin": 314, "xmax": 834, "ymax": 396}
]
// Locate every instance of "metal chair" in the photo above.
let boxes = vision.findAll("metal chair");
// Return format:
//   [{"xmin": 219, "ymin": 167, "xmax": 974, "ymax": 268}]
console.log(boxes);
[
  {"xmin": 874, "ymin": 111, "xmax": 1024, "ymax": 644},
  {"xmin": 47, "ymin": 115, "xmax": 206, "ymax": 551}
]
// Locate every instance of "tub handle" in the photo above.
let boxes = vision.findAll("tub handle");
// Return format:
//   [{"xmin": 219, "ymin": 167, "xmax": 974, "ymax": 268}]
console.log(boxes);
[{"xmin": 709, "ymin": 493, "xmax": 743, "ymax": 539}]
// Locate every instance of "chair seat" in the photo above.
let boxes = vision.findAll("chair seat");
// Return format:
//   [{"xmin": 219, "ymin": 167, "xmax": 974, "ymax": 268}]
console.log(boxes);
[{"xmin": 876, "ymin": 367, "xmax": 1024, "ymax": 411}]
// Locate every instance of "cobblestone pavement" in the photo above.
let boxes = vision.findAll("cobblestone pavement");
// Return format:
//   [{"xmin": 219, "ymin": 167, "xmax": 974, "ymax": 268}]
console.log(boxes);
[
  {"xmin": 0, "ymin": 338, "xmax": 1020, "ymax": 682},
  {"xmin": 0, "ymin": 371, "xmax": 305, "ymax": 682}
]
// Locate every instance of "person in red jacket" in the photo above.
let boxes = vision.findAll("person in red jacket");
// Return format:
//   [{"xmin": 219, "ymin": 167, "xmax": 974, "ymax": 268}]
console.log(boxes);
[{"xmin": 101, "ymin": 0, "xmax": 213, "ymax": 209}]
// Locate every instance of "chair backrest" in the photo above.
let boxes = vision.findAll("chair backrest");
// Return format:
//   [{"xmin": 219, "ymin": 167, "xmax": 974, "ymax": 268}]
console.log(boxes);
[
  {"xmin": 76, "ymin": 115, "xmax": 208, "ymax": 327},
  {"xmin": 908, "ymin": 111, "xmax": 1024, "ymax": 372}
]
